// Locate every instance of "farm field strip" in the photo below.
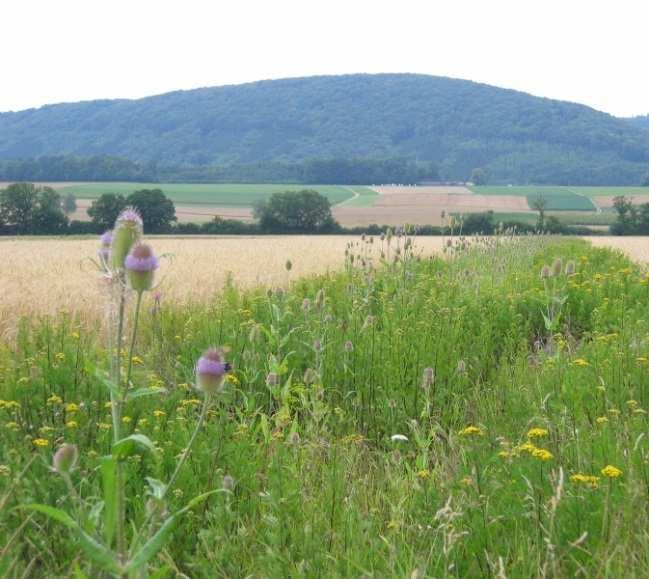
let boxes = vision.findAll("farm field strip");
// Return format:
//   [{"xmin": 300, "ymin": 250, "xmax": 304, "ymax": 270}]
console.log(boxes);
[
  {"xmin": 56, "ymin": 182, "xmax": 354, "ymax": 206},
  {"xmin": 0, "ymin": 236, "xmax": 448, "ymax": 332},
  {"xmin": 471, "ymin": 185, "xmax": 649, "ymax": 197}
]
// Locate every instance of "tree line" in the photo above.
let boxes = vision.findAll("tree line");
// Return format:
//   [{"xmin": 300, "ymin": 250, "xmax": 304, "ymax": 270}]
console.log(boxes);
[
  {"xmin": 0, "ymin": 182, "xmax": 606, "ymax": 237},
  {"xmin": 0, "ymin": 156, "xmax": 439, "ymax": 186}
]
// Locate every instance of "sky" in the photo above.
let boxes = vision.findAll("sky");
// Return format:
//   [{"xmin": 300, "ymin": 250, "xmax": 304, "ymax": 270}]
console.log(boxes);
[{"xmin": 1, "ymin": 0, "xmax": 647, "ymax": 117}]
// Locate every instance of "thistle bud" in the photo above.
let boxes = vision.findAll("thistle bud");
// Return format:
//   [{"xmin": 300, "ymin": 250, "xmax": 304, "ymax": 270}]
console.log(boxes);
[
  {"xmin": 565, "ymin": 260, "xmax": 576, "ymax": 276},
  {"xmin": 111, "ymin": 208, "xmax": 143, "ymax": 270},
  {"xmin": 315, "ymin": 288, "xmax": 325, "ymax": 309},
  {"xmin": 301, "ymin": 298, "xmax": 311, "ymax": 313},
  {"xmin": 422, "ymin": 367, "xmax": 434, "ymax": 390},
  {"xmin": 551, "ymin": 257, "xmax": 563, "ymax": 277},
  {"xmin": 303, "ymin": 368, "xmax": 318, "ymax": 384},
  {"xmin": 195, "ymin": 348, "xmax": 231, "ymax": 395},
  {"xmin": 124, "ymin": 243, "xmax": 159, "ymax": 293},
  {"xmin": 98, "ymin": 230, "xmax": 113, "ymax": 265},
  {"xmin": 53, "ymin": 443, "xmax": 79, "ymax": 474}
]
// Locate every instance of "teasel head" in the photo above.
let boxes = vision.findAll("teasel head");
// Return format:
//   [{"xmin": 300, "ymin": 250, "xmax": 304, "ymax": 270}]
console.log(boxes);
[
  {"xmin": 315, "ymin": 288, "xmax": 325, "ymax": 309},
  {"xmin": 344, "ymin": 340, "xmax": 354, "ymax": 353},
  {"xmin": 124, "ymin": 243, "xmax": 159, "ymax": 293},
  {"xmin": 303, "ymin": 367, "xmax": 318, "ymax": 385},
  {"xmin": 457, "ymin": 359, "xmax": 467, "ymax": 375},
  {"xmin": 285, "ymin": 259, "xmax": 293, "ymax": 272},
  {"xmin": 565, "ymin": 260, "xmax": 576, "ymax": 276},
  {"xmin": 195, "ymin": 348, "xmax": 231, "ymax": 395},
  {"xmin": 301, "ymin": 298, "xmax": 311, "ymax": 313},
  {"xmin": 540, "ymin": 265, "xmax": 551, "ymax": 280},
  {"xmin": 422, "ymin": 367, "xmax": 434, "ymax": 390},
  {"xmin": 551, "ymin": 257, "xmax": 563, "ymax": 277},
  {"xmin": 98, "ymin": 230, "xmax": 113, "ymax": 266},
  {"xmin": 265, "ymin": 372, "xmax": 279, "ymax": 387},
  {"xmin": 111, "ymin": 208, "xmax": 143, "ymax": 270},
  {"xmin": 52, "ymin": 443, "xmax": 79, "ymax": 474}
]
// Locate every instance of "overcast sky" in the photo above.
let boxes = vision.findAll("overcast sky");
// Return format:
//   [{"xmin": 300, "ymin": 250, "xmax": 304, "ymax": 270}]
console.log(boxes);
[{"xmin": 1, "ymin": 0, "xmax": 647, "ymax": 117}]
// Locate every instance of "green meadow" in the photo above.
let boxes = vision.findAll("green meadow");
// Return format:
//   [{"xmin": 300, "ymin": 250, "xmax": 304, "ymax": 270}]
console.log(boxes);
[{"xmin": 1, "ymin": 233, "xmax": 648, "ymax": 576}]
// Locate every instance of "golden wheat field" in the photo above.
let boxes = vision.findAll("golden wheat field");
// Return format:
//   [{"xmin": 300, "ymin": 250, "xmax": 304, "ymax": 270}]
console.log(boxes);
[{"xmin": 0, "ymin": 235, "xmax": 447, "ymax": 333}]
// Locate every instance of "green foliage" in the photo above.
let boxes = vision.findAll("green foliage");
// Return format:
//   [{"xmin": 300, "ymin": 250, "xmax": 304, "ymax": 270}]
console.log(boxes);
[
  {"xmin": 610, "ymin": 195, "xmax": 649, "ymax": 234},
  {"xmin": 1, "ymin": 74, "xmax": 648, "ymax": 184},
  {"xmin": 254, "ymin": 190, "xmax": 339, "ymax": 233},
  {"xmin": 0, "ymin": 182, "xmax": 69, "ymax": 234},
  {"xmin": 127, "ymin": 189, "xmax": 177, "ymax": 233},
  {"xmin": 87, "ymin": 193, "xmax": 128, "ymax": 231},
  {"xmin": 2, "ymin": 237, "xmax": 649, "ymax": 576},
  {"xmin": 470, "ymin": 167, "xmax": 487, "ymax": 185},
  {"xmin": 62, "ymin": 193, "xmax": 77, "ymax": 214}
]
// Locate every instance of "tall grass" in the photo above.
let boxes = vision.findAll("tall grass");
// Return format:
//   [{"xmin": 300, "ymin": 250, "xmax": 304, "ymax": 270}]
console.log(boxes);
[{"xmin": 0, "ymin": 232, "xmax": 648, "ymax": 576}]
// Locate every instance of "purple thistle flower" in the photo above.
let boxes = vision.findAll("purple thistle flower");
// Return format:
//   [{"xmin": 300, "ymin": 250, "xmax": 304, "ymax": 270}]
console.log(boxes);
[
  {"xmin": 115, "ymin": 208, "xmax": 143, "ymax": 228},
  {"xmin": 195, "ymin": 348, "xmax": 231, "ymax": 394},
  {"xmin": 100, "ymin": 230, "xmax": 113, "ymax": 247},
  {"xmin": 125, "ymin": 243, "xmax": 159, "ymax": 293}
]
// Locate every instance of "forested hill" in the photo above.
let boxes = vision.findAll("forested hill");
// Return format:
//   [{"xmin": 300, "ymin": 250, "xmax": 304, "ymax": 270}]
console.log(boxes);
[{"xmin": 1, "ymin": 74, "xmax": 649, "ymax": 184}]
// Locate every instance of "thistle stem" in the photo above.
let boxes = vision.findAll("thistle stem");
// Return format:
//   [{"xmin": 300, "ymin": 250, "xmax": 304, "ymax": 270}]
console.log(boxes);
[{"xmin": 125, "ymin": 291, "xmax": 143, "ymax": 392}]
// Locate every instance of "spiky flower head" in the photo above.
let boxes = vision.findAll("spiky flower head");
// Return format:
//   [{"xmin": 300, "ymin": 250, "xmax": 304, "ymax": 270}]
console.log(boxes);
[
  {"xmin": 195, "ymin": 348, "xmax": 231, "ymax": 395},
  {"xmin": 422, "ymin": 367, "xmax": 434, "ymax": 389},
  {"xmin": 111, "ymin": 208, "xmax": 143, "ymax": 270},
  {"xmin": 98, "ymin": 230, "xmax": 113, "ymax": 265},
  {"xmin": 551, "ymin": 257, "xmax": 563, "ymax": 277},
  {"xmin": 540, "ymin": 265, "xmax": 551, "ymax": 280},
  {"xmin": 344, "ymin": 340, "xmax": 354, "ymax": 353},
  {"xmin": 125, "ymin": 243, "xmax": 159, "ymax": 293},
  {"xmin": 53, "ymin": 443, "xmax": 79, "ymax": 474},
  {"xmin": 565, "ymin": 260, "xmax": 576, "ymax": 276}
]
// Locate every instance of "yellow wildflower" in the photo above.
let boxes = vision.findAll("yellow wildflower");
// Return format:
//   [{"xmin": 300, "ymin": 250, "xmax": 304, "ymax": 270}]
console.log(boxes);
[
  {"xmin": 459, "ymin": 476, "xmax": 472, "ymax": 487},
  {"xmin": 527, "ymin": 427, "xmax": 549, "ymax": 439},
  {"xmin": 572, "ymin": 358, "xmax": 589, "ymax": 367},
  {"xmin": 47, "ymin": 394, "xmax": 63, "ymax": 405},
  {"xmin": 122, "ymin": 416, "xmax": 132, "ymax": 424},
  {"xmin": 5, "ymin": 422, "xmax": 19, "ymax": 430},
  {"xmin": 131, "ymin": 356, "xmax": 144, "ymax": 366},
  {"xmin": 626, "ymin": 400, "xmax": 639, "ymax": 409},
  {"xmin": 226, "ymin": 374, "xmax": 240, "ymax": 385},
  {"xmin": 0, "ymin": 465, "xmax": 10, "ymax": 477},
  {"xmin": 518, "ymin": 442, "xmax": 536, "ymax": 454},
  {"xmin": 55, "ymin": 352, "xmax": 65, "ymax": 361},
  {"xmin": 32, "ymin": 438, "xmax": 50, "ymax": 447},
  {"xmin": 531, "ymin": 448, "xmax": 553, "ymax": 461},
  {"xmin": 66, "ymin": 403, "xmax": 79, "ymax": 413},
  {"xmin": 601, "ymin": 465, "xmax": 622, "ymax": 478},
  {"xmin": 570, "ymin": 473, "xmax": 599, "ymax": 488},
  {"xmin": 498, "ymin": 450, "xmax": 513, "ymax": 459},
  {"xmin": 416, "ymin": 469, "xmax": 431, "ymax": 480},
  {"xmin": 459, "ymin": 425, "xmax": 485, "ymax": 437},
  {"xmin": 153, "ymin": 410, "xmax": 166, "ymax": 418},
  {"xmin": 104, "ymin": 401, "xmax": 113, "ymax": 409},
  {"xmin": 596, "ymin": 416, "xmax": 609, "ymax": 424},
  {"xmin": 98, "ymin": 423, "xmax": 112, "ymax": 430},
  {"xmin": 65, "ymin": 420, "xmax": 78, "ymax": 429}
]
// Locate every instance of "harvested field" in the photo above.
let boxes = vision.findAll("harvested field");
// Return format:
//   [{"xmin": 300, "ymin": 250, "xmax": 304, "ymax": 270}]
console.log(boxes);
[
  {"xmin": 334, "ymin": 186, "xmax": 529, "ymax": 226},
  {"xmin": 0, "ymin": 235, "xmax": 447, "ymax": 332},
  {"xmin": 585, "ymin": 236, "xmax": 649, "ymax": 263},
  {"xmin": 593, "ymin": 195, "xmax": 649, "ymax": 209}
]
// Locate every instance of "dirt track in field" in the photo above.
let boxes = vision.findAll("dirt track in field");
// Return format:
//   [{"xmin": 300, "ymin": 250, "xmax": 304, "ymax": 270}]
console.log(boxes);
[
  {"xmin": 333, "ymin": 186, "xmax": 530, "ymax": 226},
  {"xmin": 593, "ymin": 195, "xmax": 649, "ymax": 209}
]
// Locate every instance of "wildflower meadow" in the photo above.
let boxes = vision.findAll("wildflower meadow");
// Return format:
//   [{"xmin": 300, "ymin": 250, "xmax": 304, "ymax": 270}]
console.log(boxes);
[{"xmin": 0, "ymin": 216, "xmax": 648, "ymax": 577}]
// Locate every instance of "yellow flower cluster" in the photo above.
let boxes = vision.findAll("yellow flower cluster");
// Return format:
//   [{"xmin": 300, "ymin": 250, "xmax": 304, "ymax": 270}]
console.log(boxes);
[
  {"xmin": 459, "ymin": 425, "xmax": 485, "ymax": 437},
  {"xmin": 570, "ymin": 473, "xmax": 600, "ymax": 488},
  {"xmin": 32, "ymin": 438, "xmax": 50, "ymax": 447},
  {"xmin": 0, "ymin": 400, "xmax": 21, "ymax": 410},
  {"xmin": 47, "ymin": 394, "xmax": 63, "ymax": 405},
  {"xmin": 526, "ymin": 427, "xmax": 549, "ymax": 439},
  {"xmin": 601, "ymin": 465, "xmax": 622, "ymax": 478}
]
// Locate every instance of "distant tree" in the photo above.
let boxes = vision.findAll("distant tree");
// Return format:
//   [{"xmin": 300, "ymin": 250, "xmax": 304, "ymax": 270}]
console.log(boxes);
[
  {"xmin": 62, "ymin": 193, "xmax": 77, "ymax": 214},
  {"xmin": 470, "ymin": 168, "xmax": 487, "ymax": 185},
  {"xmin": 127, "ymin": 189, "xmax": 176, "ymax": 232},
  {"xmin": 531, "ymin": 195, "xmax": 548, "ymax": 230},
  {"xmin": 641, "ymin": 171, "xmax": 649, "ymax": 186},
  {"xmin": 462, "ymin": 211, "xmax": 495, "ymax": 234},
  {"xmin": 0, "ymin": 182, "xmax": 68, "ymax": 234},
  {"xmin": 254, "ymin": 190, "xmax": 338, "ymax": 233},
  {"xmin": 88, "ymin": 193, "xmax": 128, "ymax": 231},
  {"xmin": 611, "ymin": 195, "xmax": 638, "ymax": 235}
]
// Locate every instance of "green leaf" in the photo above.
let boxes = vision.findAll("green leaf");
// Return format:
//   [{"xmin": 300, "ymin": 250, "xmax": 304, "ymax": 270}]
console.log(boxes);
[
  {"xmin": 100, "ymin": 456, "xmax": 117, "ymax": 546},
  {"xmin": 74, "ymin": 527, "xmax": 121, "ymax": 574},
  {"xmin": 21, "ymin": 504, "xmax": 76, "ymax": 528},
  {"xmin": 112, "ymin": 434, "xmax": 158, "ymax": 459},
  {"xmin": 125, "ymin": 387, "xmax": 166, "ymax": 401},
  {"xmin": 88, "ymin": 365, "xmax": 122, "ymax": 401},
  {"xmin": 145, "ymin": 477, "xmax": 167, "ymax": 500},
  {"xmin": 126, "ymin": 491, "xmax": 221, "ymax": 573}
]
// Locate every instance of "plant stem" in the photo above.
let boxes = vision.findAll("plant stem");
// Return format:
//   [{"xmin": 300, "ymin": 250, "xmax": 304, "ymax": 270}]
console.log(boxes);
[{"xmin": 125, "ymin": 291, "xmax": 143, "ymax": 392}]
